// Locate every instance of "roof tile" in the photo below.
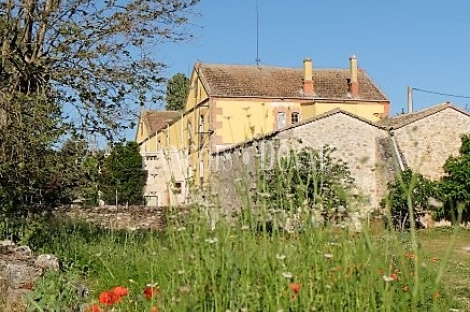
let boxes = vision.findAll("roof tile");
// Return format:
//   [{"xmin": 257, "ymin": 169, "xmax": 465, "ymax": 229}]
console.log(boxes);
[{"xmin": 197, "ymin": 63, "xmax": 388, "ymax": 101}]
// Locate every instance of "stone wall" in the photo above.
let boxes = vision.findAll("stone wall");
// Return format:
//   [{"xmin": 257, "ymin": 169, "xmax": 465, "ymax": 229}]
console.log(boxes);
[
  {"xmin": 211, "ymin": 112, "xmax": 390, "ymax": 214},
  {"xmin": 60, "ymin": 205, "xmax": 170, "ymax": 230},
  {"xmin": 394, "ymin": 108, "xmax": 470, "ymax": 181}
]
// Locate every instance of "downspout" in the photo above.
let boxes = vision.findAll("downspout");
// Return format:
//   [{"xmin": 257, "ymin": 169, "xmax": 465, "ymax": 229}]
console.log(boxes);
[{"xmin": 390, "ymin": 131, "xmax": 405, "ymax": 171}]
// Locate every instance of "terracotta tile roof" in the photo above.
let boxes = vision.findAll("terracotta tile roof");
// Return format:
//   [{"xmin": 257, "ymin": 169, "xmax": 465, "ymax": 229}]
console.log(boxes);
[
  {"xmin": 213, "ymin": 108, "xmax": 388, "ymax": 155},
  {"xmin": 377, "ymin": 102, "xmax": 470, "ymax": 129},
  {"xmin": 197, "ymin": 63, "xmax": 388, "ymax": 101},
  {"xmin": 142, "ymin": 110, "xmax": 180, "ymax": 134}
]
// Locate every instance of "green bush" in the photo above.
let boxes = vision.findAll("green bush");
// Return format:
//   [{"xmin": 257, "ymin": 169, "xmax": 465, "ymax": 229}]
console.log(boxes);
[
  {"xmin": 381, "ymin": 170, "xmax": 437, "ymax": 230},
  {"xmin": 438, "ymin": 134, "xmax": 470, "ymax": 223},
  {"xmin": 255, "ymin": 145, "xmax": 356, "ymax": 223}
]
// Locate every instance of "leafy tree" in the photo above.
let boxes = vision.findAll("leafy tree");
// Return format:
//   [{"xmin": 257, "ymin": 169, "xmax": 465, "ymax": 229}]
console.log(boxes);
[
  {"xmin": 255, "ymin": 145, "xmax": 356, "ymax": 223},
  {"xmin": 381, "ymin": 170, "xmax": 436, "ymax": 230},
  {"xmin": 438, "ymin": 134, "xmax": 470, "ymax": 223},
  {"xmin": 165, "ymin": 73, "xmax": 190, "ymax": 111},
  {"xmin": 0, "ymin": 0, "xmax": 199, "ymax": 214},
  {"xmin": 100, "ymin": 141, "xmax": 146, "ymax": 205},
  {"xmin": 55, "ymin": 138, "xmax": 102, "ymax": 206},
  {"xmin": 1, "ymin": 0, "xmax": 200, "ymax": 134},
  {"xmin": 0, "ymin": 94, "xmax": 63, "ymax": 215}
]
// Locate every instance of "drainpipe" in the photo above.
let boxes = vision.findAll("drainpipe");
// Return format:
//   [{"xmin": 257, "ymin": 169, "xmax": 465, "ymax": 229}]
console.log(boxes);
[{"xmin": 390, "ymin": 132, "xmax": 405, "ymax": 171}]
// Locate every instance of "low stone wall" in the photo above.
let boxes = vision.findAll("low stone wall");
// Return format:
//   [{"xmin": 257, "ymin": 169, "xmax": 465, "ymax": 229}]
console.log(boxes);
[
  {"xmin": 0, "ymin": 241, "xmax": 60, "ymax": 311},
  {"xmin": 58, "ymin": 205, "xmax": 173, "ymax": 230}
]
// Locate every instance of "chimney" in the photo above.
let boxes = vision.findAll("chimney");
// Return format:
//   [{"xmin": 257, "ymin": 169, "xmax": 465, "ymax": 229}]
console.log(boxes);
[
  {"xmin": 349, "ymin": 55, "xmax": 359, "ymax": 98},
  {"xmin": 302, "ymin": 58, "xmax": 314, "ymax": 95}
]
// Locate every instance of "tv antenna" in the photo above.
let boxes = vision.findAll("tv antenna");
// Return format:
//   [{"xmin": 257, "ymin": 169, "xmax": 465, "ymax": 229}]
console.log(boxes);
[{"xmin": 255, "ymin": 0, "xmax": 261, "ymax": 66}]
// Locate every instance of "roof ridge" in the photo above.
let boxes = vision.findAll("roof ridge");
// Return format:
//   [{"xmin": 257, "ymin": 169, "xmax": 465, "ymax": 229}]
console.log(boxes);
[{"xmin": 213, "ymin": 109, "xmax": 387, "ymax": 155}]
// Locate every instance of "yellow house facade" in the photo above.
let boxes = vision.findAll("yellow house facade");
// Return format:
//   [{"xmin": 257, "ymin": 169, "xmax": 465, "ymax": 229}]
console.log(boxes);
[{"xmin": 138, "ymin": 55, "xmax": 390, "ymax": 206}]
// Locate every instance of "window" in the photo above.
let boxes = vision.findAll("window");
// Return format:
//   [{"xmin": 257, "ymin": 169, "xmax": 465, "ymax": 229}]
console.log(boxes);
[
  {"xmin": 291, "ymin": 112, "xmax": 300, "ymax": 124},
  {"xmin": 199, "ymin": 114, "xmax": 205, "ymax": 132},
  {"xmin": 277, "ymin": 112, "xmax": 286, "ymax": 129},
  {"xmin": 173, "ymin": 182, "xmax": 182, "ymax": 194}
]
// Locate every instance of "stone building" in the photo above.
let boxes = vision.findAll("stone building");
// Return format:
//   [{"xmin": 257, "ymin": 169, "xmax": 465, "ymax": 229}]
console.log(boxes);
[
  {"xmin": 136, "ymin": 55, "xmax": 390, "ymax": 206},
  {"xmin": 211, "ymin": 102, "xmax": 470, "ymax": 214}
]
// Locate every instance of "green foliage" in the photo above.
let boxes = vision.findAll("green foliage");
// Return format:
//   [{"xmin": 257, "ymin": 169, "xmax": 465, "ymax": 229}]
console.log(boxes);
[
  {"xmin": 1, "ymin": 0, "xmax": 200, "ymax": 135},
  {"xmin": 27, "ymin": 270, "xmax": 87, "ymax": 312},
  {"xmin": 0, "ymin": 94, "xmax": 63, "ymax": 215},
  {"xmin": 165, "ymin": 73, "xmax": 190, "ymax": 111},
  {"xmin": 23, "ymin": 209, "xmax": 460, "ymax": 311},
  {"xmin": 255, "ymin": 145, "xmax": 355, "ymax": 222},
  {"xmin": 438, "ymin": 134, "xmax": 470, "ymax": 222},
  {"xmin": 0, "ymin": 0, "xmax": 199, "ymax": 218},
  {"xmin": 100, "ymin": 141, "xmax": 146, "ymax": 205},
  {"xmin": 381, "ymin": 170, "xmax": 436, "ymax": 230}
]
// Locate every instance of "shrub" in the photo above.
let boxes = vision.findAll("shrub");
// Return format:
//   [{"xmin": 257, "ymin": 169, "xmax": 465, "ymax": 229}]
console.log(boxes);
[
  {"xmin": 437, "ymin": 134, "xmax": 470, "ymax": 223},
  {"xmin": 255, "ymin": 145, "xmax": 356, "ymax": 223},
  {"xmin": 381, "ymin": 170, "xmax": 437, "ymax": 230}
]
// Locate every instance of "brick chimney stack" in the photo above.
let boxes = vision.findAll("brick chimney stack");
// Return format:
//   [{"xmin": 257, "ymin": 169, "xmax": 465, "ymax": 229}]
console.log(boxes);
[
  {"xmin": 349, "ymin": 55, "xmax": 359, "ymax": 98},
  {"xmin": 302, "ymin": 58, "xmax": 314, "ymax": 95}
]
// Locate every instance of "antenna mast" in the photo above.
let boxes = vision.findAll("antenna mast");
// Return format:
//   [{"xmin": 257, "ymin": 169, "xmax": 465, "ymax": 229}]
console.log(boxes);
[{"xmin": 255, "ymin": 0, "xmax": 260, "ymax": 66}]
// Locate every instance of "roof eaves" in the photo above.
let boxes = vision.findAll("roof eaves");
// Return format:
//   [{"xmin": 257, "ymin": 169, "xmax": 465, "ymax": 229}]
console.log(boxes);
[{"xmin": 213, "ymin": 109, "xmax": 388, "ymax": 155}]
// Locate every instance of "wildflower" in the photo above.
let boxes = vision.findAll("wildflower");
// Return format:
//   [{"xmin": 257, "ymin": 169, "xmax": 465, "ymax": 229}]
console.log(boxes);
[
  {"xmin": 382, "ymin": 275, "xmax": 395, "ymax": 283},
  {"xmin": 290, "ymin": 283, "xmax": 301, "ymax": 295},
  {"xmin": 205, "ymin": 237, "xmax": 218, "ymax": 244},
  {"xmin": 275, "ymin": 254, "xmax": 286, "ymax": 260},
  {"xmin": 390, "ymin": 273, "xmax": 398, "ymax": 281},
  {"xmin": 86, "ymin": 304, "xmax": 104, "ymax": 312},
  {"xmin": 433, "ymin": 292, "xmax": 440, "ymax": 299},
  {"xmin": 431, "ymin": 256, "xmax": 438, "ymax": 262},
  {"xmin": 112, "ymin": 286, "xmax": 129, "ymax": 297},
  {"xmin": 257, "ymin": 191, "xmax": 271, "ymax": 198},
  {"xmin": 378, "ymin": 268, "xmax": 385, "ymax": 275},
  {"xmin": 99, "ymin": 291, "xmax": 120, "ymax": 305},
  {"xmin": 324, "ymin": 253, "xmax": 333, "ymax": 259},
  {"xmin": 282, "ymin": 272, "xmax": 293, "ymax": 279},
  {"xmin": 179, "ymin": 285, "xmax": 191, "ymax": 294},
  {"xmin": 150, "ymin": 306, "xmax": 159, "ymax": 312},
  {"xmin": 144, "ymin": 285, "xmax": 160, "ymax": 300},
  {"xmin": 403, "ymin": 285, "xmax": 409, "ymax": 292}
]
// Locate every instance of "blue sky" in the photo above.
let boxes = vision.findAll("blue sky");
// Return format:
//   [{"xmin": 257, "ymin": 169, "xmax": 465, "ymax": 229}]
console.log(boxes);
[{"xmin": 133, "ymin": 0, "xmax": 470, "ymax": 139}]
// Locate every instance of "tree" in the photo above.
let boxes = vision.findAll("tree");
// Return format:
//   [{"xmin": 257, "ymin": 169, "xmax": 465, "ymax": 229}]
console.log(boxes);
[
  {"xmin": 438, "ymin": 134, "xmax": 470, "ymax": 223},
  {"xmin": 165, "ymin": 73, "xmax": 190, "ymax": 111},
  {"xmin": 1, "ymin": 0, "xmax": 199, "ymax": 134},
  {"xmin": 100, "ymin": 141, "xmax": 146, "ymax": 205},
  {"xmin": 0, "ymin": 0, "xmax": 199, "ymax": 214}
]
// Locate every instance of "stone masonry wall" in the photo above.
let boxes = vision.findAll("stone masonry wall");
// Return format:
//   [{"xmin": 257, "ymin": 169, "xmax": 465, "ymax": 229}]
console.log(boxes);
[
  {"xmin": 393, "ymin": 109, "xmax": 470, "ymax": 181},
  {"xmin": 211, "ymin": 113, "xmax": 390, "ymax": 214},
  {"xmin": 60, "ymin": 206, "xmax": 170, "ymax": 230}
]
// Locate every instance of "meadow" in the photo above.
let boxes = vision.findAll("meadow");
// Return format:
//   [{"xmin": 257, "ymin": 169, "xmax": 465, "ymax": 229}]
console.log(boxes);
[{"xmin": 14, "ymin": 206, "xmax": 468, "ymax": 312}]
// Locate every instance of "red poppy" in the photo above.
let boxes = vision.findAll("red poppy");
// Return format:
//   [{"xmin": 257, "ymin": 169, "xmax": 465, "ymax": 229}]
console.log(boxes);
[
  {"xmin": 290, "ymin": 283, "xmax": 302, "ymax": 295},
  {"xmin": 86, "ymin": 304, "xmax": 104, "ymax": 312},
  {"xmin": 112, "ymin": 286, "xmax": 129, "ymax": 297},
  {"xmin": 144, "ymin": 286, "xmax": 160, "ymax": 300},
  {"xmin": 390, "ymin": 273, "xmax": 398, "ymax": 281},
  {"xmin": 99, "ymin": 291, "xmax": 121, "ymax": 305}
]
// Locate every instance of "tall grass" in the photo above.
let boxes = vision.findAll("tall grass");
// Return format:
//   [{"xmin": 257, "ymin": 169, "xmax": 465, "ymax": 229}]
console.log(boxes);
[{"xmin": 22, "ymin": 205, "xmax": 461, "ymax": 312}]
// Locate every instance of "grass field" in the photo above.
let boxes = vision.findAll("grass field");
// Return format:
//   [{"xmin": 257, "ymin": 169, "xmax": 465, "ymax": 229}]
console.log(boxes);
[
  {"xmin": 7, "ymin": 208, "xmax": 466, "ymax": 312},
  {"xmin": 418, "ymin": 227, "xmax": 470, "ymax": 310}
]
